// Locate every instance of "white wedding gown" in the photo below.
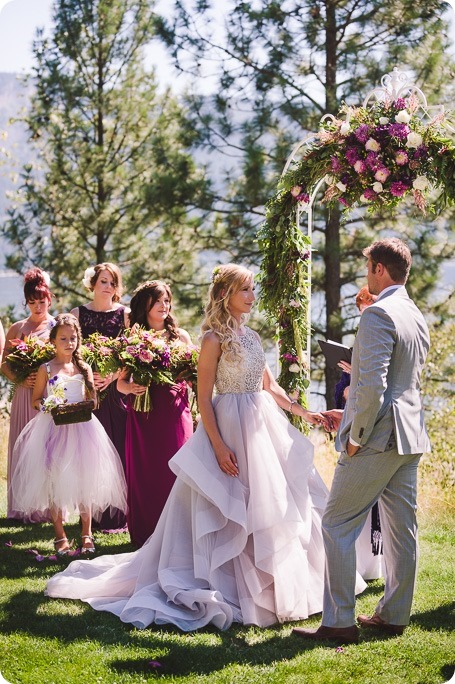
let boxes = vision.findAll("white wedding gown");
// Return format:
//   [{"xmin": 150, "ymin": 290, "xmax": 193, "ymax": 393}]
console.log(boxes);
[{"xmin": 46, "ymin": 328, "xmax": 366, "ymax": 630}]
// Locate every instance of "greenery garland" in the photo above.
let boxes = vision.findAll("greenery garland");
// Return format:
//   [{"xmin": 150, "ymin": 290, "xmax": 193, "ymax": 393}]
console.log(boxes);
[{"xmin": 258, "ymin": 95, "xmax": 455, "ymax": 426}]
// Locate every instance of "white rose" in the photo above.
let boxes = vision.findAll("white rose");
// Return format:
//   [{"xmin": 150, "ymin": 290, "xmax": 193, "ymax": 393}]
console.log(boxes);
[
  {"xmin": 396, "ymin": 110, "xmax": 411, "ymax": 124},
  {"xmin": 372, "ymin": 181, "xmax": 383, "ymax": 193},
  {"xmin": 336, "ymin": 181, "xmax": 347, "ymax": 192},
  {"xmin": 360, "ymin": 193, "xmax": 370, "ymax": 203},
  {"xmin": 379, "ymin": 117, "xmax": 389, "ymax": 125},
  {"xmin": 365, "ymin": 138, "xmax": 380, "ymax": 152},
  {"xmin": 340, "ymin": 122, "xmax": 350, "ymax": 135},
  {"xmin": 289, "ymin": 363, "xmax": 301, "ymax": 373},
  {"xmin": 406, "ymin": 131, "xmax": 423, "ymax": 148},
  {"xmin": 82, "ymin": 266, "xmax": 97, "ymax": 289},
  {"xmin": 412, "ymin": 175, "xmax": 429, "ymax": 191}
]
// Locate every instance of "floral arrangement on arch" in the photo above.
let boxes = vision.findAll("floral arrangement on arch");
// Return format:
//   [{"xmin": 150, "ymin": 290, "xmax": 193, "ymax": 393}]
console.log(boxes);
[{"xmin": 258, "ymin": 95, "xmax": 455, "ymax": 425}]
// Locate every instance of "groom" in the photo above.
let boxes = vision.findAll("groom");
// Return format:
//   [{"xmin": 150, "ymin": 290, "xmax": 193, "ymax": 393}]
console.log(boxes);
[{"xmin": 294, "ymin": 237, "xmax": 430, "ymax": 644}]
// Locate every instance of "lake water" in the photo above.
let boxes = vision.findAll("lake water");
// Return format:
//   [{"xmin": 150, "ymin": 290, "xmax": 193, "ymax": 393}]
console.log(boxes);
[{"xmin": 0, "ymin": 271, "xmax": 23, "ymax": 313}]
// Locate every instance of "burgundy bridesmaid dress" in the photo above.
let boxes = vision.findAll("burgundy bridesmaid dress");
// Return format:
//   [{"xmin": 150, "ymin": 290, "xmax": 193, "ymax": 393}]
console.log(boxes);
[{"xmin": 125, "ymin": 381, "xmax": 193, "ymax": 547}]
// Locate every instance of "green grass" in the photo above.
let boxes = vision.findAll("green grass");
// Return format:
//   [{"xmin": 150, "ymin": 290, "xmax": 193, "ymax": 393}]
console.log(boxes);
[{"xmin": 0, "ymin": 416, "xmax": 454, "ymax": 683}]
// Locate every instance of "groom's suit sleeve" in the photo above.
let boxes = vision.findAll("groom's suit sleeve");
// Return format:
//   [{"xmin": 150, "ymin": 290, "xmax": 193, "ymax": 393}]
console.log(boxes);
[{"xmin": 349, "ymin": 305, "xmax": 396, "ymax": 447}]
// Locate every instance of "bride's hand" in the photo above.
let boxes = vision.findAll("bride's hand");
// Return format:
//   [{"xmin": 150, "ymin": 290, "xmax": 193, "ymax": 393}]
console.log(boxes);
[
  {"xmin": 215, "ymin": 443, "xmax": 239, "ymax": 477},
  {"xmin": 302, "ymin": 410, "xmax": 330, "ymax": 430}
]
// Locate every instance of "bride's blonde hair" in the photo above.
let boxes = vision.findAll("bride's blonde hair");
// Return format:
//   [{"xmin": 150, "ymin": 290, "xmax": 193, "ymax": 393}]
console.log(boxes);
[{"xmin": 201, "ymin": 263, "xmax": 254, "ymax": 361}]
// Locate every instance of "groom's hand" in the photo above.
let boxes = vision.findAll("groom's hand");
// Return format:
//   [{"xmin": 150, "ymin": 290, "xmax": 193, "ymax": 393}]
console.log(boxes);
[
  {"xmin": 347, "ymin": 441, "xmax": 360, "ymax": 457},
  {"xmin": 321, "ymin": 409, "xmax": 344, "ymax": 432}
]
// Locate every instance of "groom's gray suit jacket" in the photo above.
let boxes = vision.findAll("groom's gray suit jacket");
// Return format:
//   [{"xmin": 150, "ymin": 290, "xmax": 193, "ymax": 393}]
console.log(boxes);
[{"xmin": 336, "ymin": 286, "xmax": 430, "ymax": 456}]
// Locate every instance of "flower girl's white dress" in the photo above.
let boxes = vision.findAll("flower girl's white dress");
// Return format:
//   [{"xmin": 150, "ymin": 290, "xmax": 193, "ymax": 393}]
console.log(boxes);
[
  {"xmin": 46, "ymin": 328, "xmax": 366, "ymax": 630},
  {"xmin": 11, "ymin": 373, "xmax": 127, "ymax": 520}
]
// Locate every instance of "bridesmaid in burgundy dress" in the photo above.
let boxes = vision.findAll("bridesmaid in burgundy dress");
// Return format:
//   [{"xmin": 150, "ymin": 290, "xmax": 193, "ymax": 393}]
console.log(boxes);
[
  {"xmin": 71, "ymin": 263, "xmax": 130, "ymax": 531},
  {"xmin": 117, "ymin": 280, "xmax": 194, "ymax": 547},
  {"xmin": 1, "ymin": 268, "xmax": 54, "ymax": 521}
]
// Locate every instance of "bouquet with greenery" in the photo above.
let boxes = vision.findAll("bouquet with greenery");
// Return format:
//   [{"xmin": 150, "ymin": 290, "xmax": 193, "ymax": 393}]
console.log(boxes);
[
  {"xmin": 81, "ymin": 332, "xmax": 123, "ymax": 401},
  {"xmin": 119, "ymin": 328, "xmax": 173, "ymax": 412},
  {"xmin": 5, "ymin": 336, "xmax": 55, "ymax": 399},
  {"xmin": 169, "ymin": 341, "xmax": 200, "ymax": 425}
]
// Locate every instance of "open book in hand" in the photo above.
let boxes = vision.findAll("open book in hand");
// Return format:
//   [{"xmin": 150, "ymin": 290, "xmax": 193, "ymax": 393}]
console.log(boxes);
[{"xmin": 318, "ymin": 339, "xmax": 352, "ymax": 368}]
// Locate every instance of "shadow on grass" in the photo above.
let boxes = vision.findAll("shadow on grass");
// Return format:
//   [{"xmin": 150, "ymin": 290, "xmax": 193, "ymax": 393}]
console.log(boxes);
[{"xmin": 411, "ymin": 601, "xmax": 455, "ymax": 631}]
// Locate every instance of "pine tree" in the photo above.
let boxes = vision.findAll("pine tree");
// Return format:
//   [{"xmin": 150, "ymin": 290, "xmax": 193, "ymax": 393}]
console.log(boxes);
[
  {"xmin": 1, "ymin": 0, "xmax": 209, "ymax": 321},
  {"xmin": 157, "ymin": 0, "xmax": 455, "ymax": 404}
]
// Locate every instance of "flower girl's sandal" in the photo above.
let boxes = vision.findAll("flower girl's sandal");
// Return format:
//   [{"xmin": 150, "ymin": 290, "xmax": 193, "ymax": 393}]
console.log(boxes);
[
  {"xmin": 81, "ymin": 535, "xmax": 96, "ymax": 555},
  {"xmin": 53, "ymin": 537, "xmax": 72, "ymax": 556}
]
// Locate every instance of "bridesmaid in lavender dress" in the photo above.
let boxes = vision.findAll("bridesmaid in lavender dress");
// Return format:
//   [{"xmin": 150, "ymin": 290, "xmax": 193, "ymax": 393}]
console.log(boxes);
[
  {"xmin": 71, "ymin": 263, "xmax": 130, "ymax": 532},
  {"xmin": 1, "ymin": 268, "xmax": 54, "ymax": 521},
  {"xmin": 117, "ymin": 280, "xmax": 193, "ymax": 548}
]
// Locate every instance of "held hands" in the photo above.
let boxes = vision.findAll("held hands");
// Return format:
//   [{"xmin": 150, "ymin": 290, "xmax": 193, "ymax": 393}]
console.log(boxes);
[
  {"xmin": 302, "ymin": 409, "xmax": 332, "ymax": 431},
  {"xmin": 320, "ymin": 409, "xmax": 344, "ymax": 433},
  {"xmin": 215, "ymin": 442, "xmax": 239, "ymax": 477}
]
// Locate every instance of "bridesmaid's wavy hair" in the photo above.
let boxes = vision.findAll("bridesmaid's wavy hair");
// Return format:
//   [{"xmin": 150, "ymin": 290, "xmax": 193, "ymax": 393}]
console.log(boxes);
[
  {"xmin": 23, "ymin": 267, "xmax": 52, "ymax": 304},
  {"xmin": 88, "ymin": 263, "xmax": 123, "ymax": 302},
  {"xmin": 128, "ymin": 281, "xmax": 179, "ymax": 341},
  {"xmin": 49, "ymin": 313, "xmax": 96, "ymax": 400},
  {"xmin": 201, "ymin": 264, "xmax": 253, "ymax": 362}
]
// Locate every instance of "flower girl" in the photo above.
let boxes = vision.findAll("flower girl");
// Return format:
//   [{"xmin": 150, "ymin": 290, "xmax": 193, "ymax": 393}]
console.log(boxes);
[{"xmin": 11, "ymin": 314, "xmax": 127, "ymax": 555}]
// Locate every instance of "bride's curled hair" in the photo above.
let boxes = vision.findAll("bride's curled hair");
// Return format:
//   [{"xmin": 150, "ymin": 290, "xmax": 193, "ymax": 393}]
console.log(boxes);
[{"xmin": 201, "ymin": 264, "xmax": 254, "ymax": 361}]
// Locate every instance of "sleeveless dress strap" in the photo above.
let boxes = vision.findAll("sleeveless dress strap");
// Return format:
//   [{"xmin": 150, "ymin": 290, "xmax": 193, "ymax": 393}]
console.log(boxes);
[{"xmin": 45, "ymin": 362, "xmax": 52, "ymax": 380}]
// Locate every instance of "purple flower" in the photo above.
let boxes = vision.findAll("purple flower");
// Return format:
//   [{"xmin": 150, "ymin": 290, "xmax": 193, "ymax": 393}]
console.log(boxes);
[
  {"xmin": 5, "ymin": 541, "xmax": 12, "ymax": 547},
  {"xmin": 393, "ymin": 98, "xmax": 407, "ymax": 110},
  {"xmin": 388, "ymin": 123, "xmax": 410, "ymax": 140},
  {"xmin": 148, "ymin": 661, "xmax": 162, "ymax": 669},
  {"xmin": 296, "ymin": 191, "xmax": 310, "ymax": 204},
  {"xmin": 299, "ymin": 249, "xmax": 311, "ymax": 260},
  {"xmin": 390, "ymin": 181, "xmax": 410, "ymax": 197},
  {"xmin": 363, "ymin": 188, "xmax": 378, "ymax": 200},
  {"xmin": 354, "ymin": 160, "xmax": 367, "ymax": 174},
  {"xmin": 374, "ymin": 166, "xmax": 391, "ymax": 182},
  {"xmin": 330, "ymin": 156, "xmax": 343, "ymax": 173},
  {"xmin": 365, "ymin": 152, "xmax": 380, "ymax": 171},
  {"xmin": 282, "ymin": 352, "xmax": 298, "ymax": 363},
  {"xmin": 354, "ymin": 124, "xmax": 370, "ymax": 143},
  {"xmin": 338, "ymin": 197, "xmax": 349, "ymax": 207},
  {"xmin": 395, "ymin": 149, "xmax": 409, "ymax": 166},
  {"xmin": 139, "ymin": 348, "xmax": 155, "ymax": 363},
  {"xmin": 413, "ymin": 145, "xmax": 428, "ymax": 160},
  {"xmin": 345, "ymin": 147, "xmax": 360, "ymax": 165}
]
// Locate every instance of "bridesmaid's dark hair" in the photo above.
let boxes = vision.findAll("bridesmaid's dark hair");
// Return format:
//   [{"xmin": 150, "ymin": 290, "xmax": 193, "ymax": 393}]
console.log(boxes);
[
  {"xmin": 23, "ymin": 267, "xmax": 52, "ymax": 304},
  {"xmin": 49, "ymin": 313, "xmax": 96, "ymax": 400},
  {"xmin": 129, "ymin": 281, "xmax": 179, "ymax": 341}
]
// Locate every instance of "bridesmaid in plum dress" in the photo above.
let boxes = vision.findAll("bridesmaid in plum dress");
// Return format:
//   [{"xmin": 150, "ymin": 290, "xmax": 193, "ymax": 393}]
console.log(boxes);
[
  {"xmin": 71, "ymin": 263, "xmax": 130, "ymax": 532},
  {"xmin": 1, "ymin": 268, "xmax": 54, "ymax": 521},
  {"xmin": 117, "ymin": 280, "xmax": 193, "ymax": 547}
]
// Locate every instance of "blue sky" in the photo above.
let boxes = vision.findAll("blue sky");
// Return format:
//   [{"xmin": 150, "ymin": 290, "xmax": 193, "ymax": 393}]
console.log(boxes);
[{"xmin": 0, "ymin": 0, "xmax": 454, "ymax": 75}]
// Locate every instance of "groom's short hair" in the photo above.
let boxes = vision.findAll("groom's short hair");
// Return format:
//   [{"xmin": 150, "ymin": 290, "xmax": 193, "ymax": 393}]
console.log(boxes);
[{"xmin": 363, "ymin": 238, "xmax": 412, "ymax": 283}]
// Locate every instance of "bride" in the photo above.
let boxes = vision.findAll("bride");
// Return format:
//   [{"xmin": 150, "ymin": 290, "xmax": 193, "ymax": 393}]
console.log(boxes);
[{"xmin": 46, "ymin": 263, "xmax": 366, "ymax": 631}]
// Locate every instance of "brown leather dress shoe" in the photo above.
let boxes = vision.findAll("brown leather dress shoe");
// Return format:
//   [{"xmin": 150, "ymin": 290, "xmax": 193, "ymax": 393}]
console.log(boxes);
[
  {"xmin": 292, "ymin": 624, "xmax": 359, "ymax": 644},
  {"xmin": 357, "ymin": 613, "xmax": 405, "ymax": 636}
]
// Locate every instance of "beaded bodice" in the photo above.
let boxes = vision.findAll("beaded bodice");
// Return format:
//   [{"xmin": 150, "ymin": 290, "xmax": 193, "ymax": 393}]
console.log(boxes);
[
  {"xmin": 78, "ymin": 305, "xmax": 125, "ymax": 339},
  {"xmin": 215, "ymin": 327, "xmax": 266, "ymax": 394}
]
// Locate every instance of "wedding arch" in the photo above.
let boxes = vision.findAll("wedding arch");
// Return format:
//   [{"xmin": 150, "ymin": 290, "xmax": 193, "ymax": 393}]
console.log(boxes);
[{"xmin": 257, "ymin": 68, "xmax": 455, "ymax": 425}]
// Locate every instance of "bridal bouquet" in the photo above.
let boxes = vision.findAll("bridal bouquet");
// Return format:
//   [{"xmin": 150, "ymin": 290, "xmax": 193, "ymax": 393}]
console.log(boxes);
[
  {"xmin": 169, "ymin": 342, "xmax": 200, "ymax": 423},
  {"xmin": 119, "ymin": 328, "xmax": 173, "ymax": 412},
  {"xmin": 6, "ymin": 336, "xmax": 55, "ymax": 398},
  {"xmin": 81, "ymin": 332, "xmax": 123, "ymax": 401}
]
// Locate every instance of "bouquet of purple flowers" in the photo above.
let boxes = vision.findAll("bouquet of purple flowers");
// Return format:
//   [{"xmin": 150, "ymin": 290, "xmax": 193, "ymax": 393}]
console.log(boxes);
[
  {"xmin": 119, "ymin": 328, "xmax": 173, "ymax": 412},
  {"xmin": 5, "ymin": 336, "xmax": 55, "ymax": 399},
  {"xmin": 81, "ymin": 332, "xmax": 123, "ymax": 402}
]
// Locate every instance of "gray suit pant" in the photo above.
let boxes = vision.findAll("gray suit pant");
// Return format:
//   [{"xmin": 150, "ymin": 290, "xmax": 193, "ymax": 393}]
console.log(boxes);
[{"xmin": 321, "ymin": 442, "xmax": 421, "ymax": 627}]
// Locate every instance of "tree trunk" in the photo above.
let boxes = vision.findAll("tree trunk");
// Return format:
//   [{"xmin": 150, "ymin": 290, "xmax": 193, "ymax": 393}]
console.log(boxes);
[{"xmin": 324, "ymin": 0, "xmax": 342, "ymax": 408}]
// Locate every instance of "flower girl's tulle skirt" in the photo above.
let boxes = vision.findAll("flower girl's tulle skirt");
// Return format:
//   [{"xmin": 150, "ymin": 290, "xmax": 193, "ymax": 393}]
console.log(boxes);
[
  {"xmin": 46, "ymin": 391, "xmax": 366, "ymax": 630},
  {"xmin": 11, "ymin": 412, "xmax": 127, "ymax": 520}
]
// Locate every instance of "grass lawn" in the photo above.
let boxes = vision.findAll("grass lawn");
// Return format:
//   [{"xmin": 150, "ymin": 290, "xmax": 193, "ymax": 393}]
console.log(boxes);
[{"xmin": 0, "ymin": 417, "xmax": 454, "ymax": 684}]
